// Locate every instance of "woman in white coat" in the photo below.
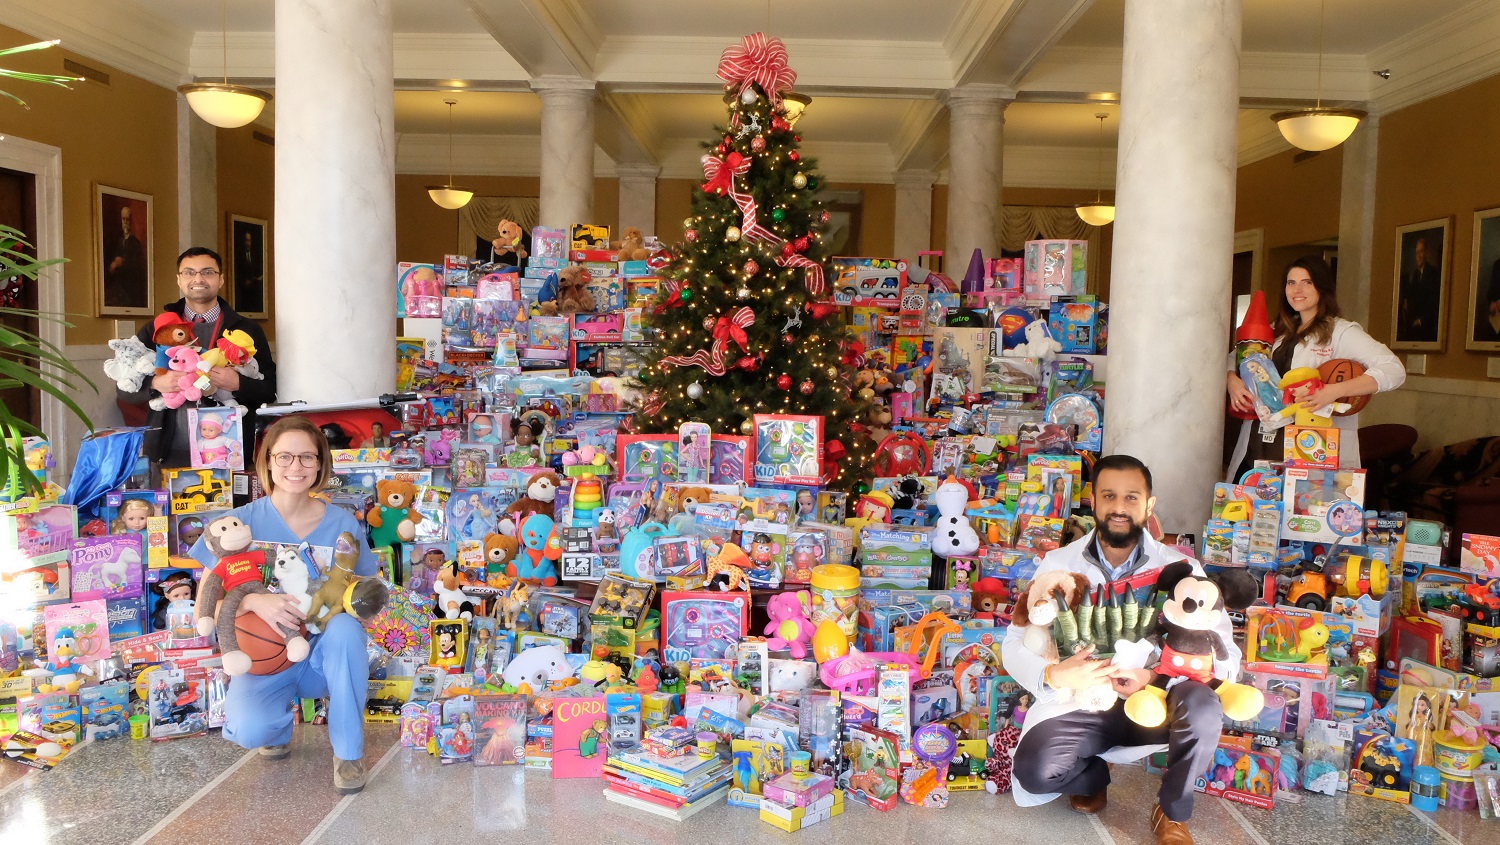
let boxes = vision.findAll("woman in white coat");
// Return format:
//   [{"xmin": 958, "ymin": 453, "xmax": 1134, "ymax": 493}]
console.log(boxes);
[{"xmin": 1227, "ymin": 256, "xmax": 1406, "ymax": 469}]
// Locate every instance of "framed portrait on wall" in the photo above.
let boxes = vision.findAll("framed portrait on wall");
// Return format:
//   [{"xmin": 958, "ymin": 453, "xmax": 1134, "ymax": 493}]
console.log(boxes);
[
  {"xmin": 227, "ymin": 214, "xmax": 269, "ymax": 319},
  {"xmin": 1390, "ymin": 217, "xmax": 1449, "ymax": 352},
  {"xmin": 1466, "ymin": 207, "xmax": 1500, "ymax": 352},
  {"xmin": 94, "ymin": 184, "xmax": 153, "ymax": 316}
]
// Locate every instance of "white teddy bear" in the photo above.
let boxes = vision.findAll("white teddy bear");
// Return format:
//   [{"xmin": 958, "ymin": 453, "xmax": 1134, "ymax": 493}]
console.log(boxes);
[
  {"xmin": 1001, "ymin": 320, "xmax": 1063, "ymax": 361},
  {"xmin": 930, "ymin": 476, "xmax": 980, "ymax": 558},
  {"xmin": 102, "ymin": 337, "xmax": 157, "ymax": 392}
]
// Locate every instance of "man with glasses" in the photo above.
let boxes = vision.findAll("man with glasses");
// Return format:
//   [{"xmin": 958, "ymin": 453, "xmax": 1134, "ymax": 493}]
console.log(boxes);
[{"xmin": 119, "ymin": 247, "xmax": 277, "ymax": 470}]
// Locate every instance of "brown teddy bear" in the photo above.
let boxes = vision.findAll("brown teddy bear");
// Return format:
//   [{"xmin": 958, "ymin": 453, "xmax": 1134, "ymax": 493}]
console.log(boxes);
[
  {"xmin": 614, "ymin": 226, "xmax": 649, "ymax": 261},
  {"xmin": 492, "ymin": 219, "xmax": 528, "ymax": 260},
  {"xmin": 483, "ymin": 532, "xmax": 520, "ymax": 570},
  {"xmin": 366, "ymin": 479, "xmax": 422, "ymax": 549},
  {"xmin": 555, "ymin": 266, "xmax": 596, "ymax": 314}
]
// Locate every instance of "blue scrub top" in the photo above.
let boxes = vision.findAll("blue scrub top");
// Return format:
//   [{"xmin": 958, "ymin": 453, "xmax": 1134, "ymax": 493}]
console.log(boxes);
[{"xmin": 189, "ymin": 495, "xmax": 378, "ymax": 577}]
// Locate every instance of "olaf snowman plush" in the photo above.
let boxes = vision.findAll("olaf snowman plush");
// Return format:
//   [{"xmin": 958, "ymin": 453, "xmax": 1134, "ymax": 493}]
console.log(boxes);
[{"xmin": 930, "ymin": 476, "xmax": 980, "ymax": 558}]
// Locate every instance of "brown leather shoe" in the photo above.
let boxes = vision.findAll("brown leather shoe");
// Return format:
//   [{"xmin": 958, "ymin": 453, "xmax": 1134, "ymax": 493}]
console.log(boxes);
[
  {"xmin": 1069, "ymin": 787, "xmax": 1108, "ymax": 814},
  {"xmin": 1150, "ymin": 804, "xmax": 1195, "ymax": 845}
]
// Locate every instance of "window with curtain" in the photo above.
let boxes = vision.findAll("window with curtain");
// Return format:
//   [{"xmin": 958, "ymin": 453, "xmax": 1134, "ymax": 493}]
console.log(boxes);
[{"xmin": 458, "ymin": 197, "xmax": 541, "ymax": 260}]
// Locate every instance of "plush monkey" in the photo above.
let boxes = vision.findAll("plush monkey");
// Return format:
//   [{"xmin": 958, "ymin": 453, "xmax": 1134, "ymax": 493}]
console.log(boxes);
[{"xmin": 194, "ymin": 515, "xmax": 309, "ymax": 676}]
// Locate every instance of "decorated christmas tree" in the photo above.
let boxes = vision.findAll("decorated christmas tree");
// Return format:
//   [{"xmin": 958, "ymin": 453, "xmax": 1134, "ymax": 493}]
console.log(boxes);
[{"xmin": 632, "ymin": 33, "xmax": 873, "ymax": 490}]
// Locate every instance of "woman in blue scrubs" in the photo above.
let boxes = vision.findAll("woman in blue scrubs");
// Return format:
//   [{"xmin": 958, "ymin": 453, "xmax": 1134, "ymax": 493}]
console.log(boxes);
[{"xmin": 192, "ymin": 415, "xmax": 378, "ymax": 794}]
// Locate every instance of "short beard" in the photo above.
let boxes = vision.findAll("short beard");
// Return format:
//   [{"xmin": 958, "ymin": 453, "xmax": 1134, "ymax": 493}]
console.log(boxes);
[{"xmin": 1098, "ymin": 518, "xmax": 1144, "ymax": 550}]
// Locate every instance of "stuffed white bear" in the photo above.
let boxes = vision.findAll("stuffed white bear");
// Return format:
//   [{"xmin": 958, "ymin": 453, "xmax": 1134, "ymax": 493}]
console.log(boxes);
[
  {"xmin": 1001, "ymin": 320, "xmax": 1062, "ymax": 361},
  {"xmin": 103, "ymin": 337, "xmax": 157, "ymax": 392},
  {"xmin": 930, "ymin": 477, "xmax": 980, "ymax": 558}
]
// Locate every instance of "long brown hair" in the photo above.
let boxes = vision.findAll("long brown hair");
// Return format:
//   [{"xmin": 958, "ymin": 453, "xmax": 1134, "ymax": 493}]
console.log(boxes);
[
  {"xmin": 1272, "ymin": 256, "xmax": 1341, "ymax": 368},
  {"xmin": 255, "ymin": 416, "xmax": 334, "ymax": 494}
]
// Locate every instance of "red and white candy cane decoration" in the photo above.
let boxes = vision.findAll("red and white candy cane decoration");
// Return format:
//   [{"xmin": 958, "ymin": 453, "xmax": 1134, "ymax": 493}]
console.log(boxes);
[
  {"xmin": 661, "ymin": 306, "xmax": 756, "ymax": 376},
  {"xmin": 702, "ymin": 153, "xmax": 777, "ymax": 243},
  {"xmin": 718, "ymin": 32, "xmax": 797, "ymax": 108},
  {"xmin": 776, "ymin": 252, "xmax": 825, "ymax": 297}
]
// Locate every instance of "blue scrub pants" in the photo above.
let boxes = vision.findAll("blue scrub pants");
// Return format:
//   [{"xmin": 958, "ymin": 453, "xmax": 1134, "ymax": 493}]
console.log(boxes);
[{"xmin": 222, "ymin": 613, "xmax": 369, "ymax": 761}]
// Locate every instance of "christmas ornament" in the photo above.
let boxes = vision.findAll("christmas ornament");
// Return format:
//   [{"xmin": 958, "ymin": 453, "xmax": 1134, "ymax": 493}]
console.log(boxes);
[
  {"xmin": 852, "ymin": 481, "xmax": 871, "ymax": 496},
  {"xmin": 751, "ymin": 135, "xmax": 766, "ymax": 152},
  {"xmin": 826, "ymin": 365, "xmax": 838, "ymax": 377},
  {"xmin": 736, "ymin": 286, "xmax": 751, "ymax": 300},
  {"xmin": 734, "ymin": 115, "xmax": 763, "ymax": 140},
  {"xmin": 793, "ymin": 135, "xmax": 800, "ymax": 142},
  {"xmin": 781, "ymin": 243, "xmax": 796, "ymax": 258},
  {"xmin": 820, "ymin": 211, "xmax": 831, "ymax": 223},
  {"xmin": 771, "ymin": 208, "xmax": 786, "ymax": 223},
  {"xmin": 683, "ymin": 217, "xmax": 695, "ymax": 229},
  {"xmin": 794, "ymin": 236, "xmax": 810, "ymax": 253},
  {"xmin": 741, "ymin": 88, "xmax": 758, "ymax": 105},
  {"xmin": 685, "ymin": 229, "xmax": 698, "ymax": 242},
  {"xmin": 806, "ymin": 176, "xmax": 819, "ymax": 190},
  {"xmin": 701, "ymin": 152, "xmax": 775, "ymax": 242},
  {"xmin": 679, "ymin": 288, "xmax": 693, "ymax": 302},
  {"xmin": 776, "ymin": 374, "xmax": 792, "ymax": 391},
  {"xmin": 647, "ymin": 249, "xmax": 672, "ymax": 270},
  {"xmin": 686, "ymin": 382, "xmax": 704, "ymax": 400},
  {"xmin": 789, "ymin": 151, "xmax": 800, "ymax": 162},
  {"xmin": 736, "ymin": 354, "xmax": 763, "ymax": 372},
  {"xmin": 782, "ymin": 333, "xmax": 794, "ymax": 344},
  {"xmin": 740, "ymin": 419, "xmax": 754, "ymax": 435},
  {"xmin": 781, "ymin": 304, "xmax": 803, "ymax": 332},
  {"xmin": 743, "ymin": 259, "xmax": 759, "ymax": 275},
  {"xmin": 718, "ymin": 32, "xmax": 797, "ymax": 108},
  {"xmin": 661, "ymin": 306, "xmax": 756, "ymax": 376},
  {"xmin": 807, "ymin": 301, "xmax": 840, "ymax": 320},
  {"xmin": 725, "ymin": 226, "xmax": 742, "ymax": 242},
  {"xmin": 772, "ymin": 115, "xmax": 789, "ymax": 132},
  {"xmin": 792, "ymin": 172, "xmax": 807, "ymax": 189},
  {"xmin": 799, "ymin": 379, "xmax": 814, "ymax": 394},
  {"xmin": 655, "ymin": 279, "xmax": 687, "ymax": 313}
]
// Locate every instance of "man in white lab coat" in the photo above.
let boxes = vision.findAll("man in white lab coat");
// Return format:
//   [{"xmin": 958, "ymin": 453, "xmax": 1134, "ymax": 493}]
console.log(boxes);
[{"xmin": 1001, "ymin": 455, "xmax": 1239, "ymax": 845}]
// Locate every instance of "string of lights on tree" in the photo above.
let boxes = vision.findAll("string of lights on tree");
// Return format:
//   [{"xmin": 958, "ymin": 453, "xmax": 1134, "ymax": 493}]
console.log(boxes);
[{"xmin": 630, "ymin": 33, "xmax": 874, "ymax": 490}]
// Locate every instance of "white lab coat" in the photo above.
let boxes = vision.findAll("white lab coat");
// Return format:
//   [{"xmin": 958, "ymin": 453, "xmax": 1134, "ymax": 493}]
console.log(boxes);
[
  {"xmin": 1227, "ymin": 317, "xmax": 1406, "ymax": 468},
  {"xmin": 1000, "ymin": 531, "xmax": 1241, "ymax": 807}
]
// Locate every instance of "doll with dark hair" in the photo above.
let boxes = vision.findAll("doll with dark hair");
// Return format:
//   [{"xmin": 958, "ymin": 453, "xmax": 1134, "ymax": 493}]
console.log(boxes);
[{"xmin": 151, "ymin": 570, "xmax": 196, "ymax": 631}]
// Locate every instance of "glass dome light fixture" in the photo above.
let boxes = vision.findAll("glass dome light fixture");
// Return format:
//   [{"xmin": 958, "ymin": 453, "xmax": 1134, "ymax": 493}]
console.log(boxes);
[
  {"xmin": 1271, "ymin": 0, "xmax": 1365, "ymax": 152},
  {"xmin": 1075, "ymin": 112, "xmax": 1115, "ymax": 226},
  {"xmin": 177, "ymin": 0, "xmax": 270, "ymax": 129},
  {"xmin": 427, "ymin": 99, "xmax": 473, "ymax": 210}
]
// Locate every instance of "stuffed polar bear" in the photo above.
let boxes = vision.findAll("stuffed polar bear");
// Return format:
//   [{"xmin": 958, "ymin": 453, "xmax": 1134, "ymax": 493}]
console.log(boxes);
[
  {"xmin": 1001, "ymin": 320, "xmax": 1062, "ymax": 361},
  {"xmin": 103, "ymin": 337, "xmax": 157, "ymax": 392}
]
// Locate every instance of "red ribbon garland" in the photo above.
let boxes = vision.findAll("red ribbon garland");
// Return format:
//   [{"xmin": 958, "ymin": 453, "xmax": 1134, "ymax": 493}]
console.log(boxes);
[
  {"xmin": 702, "ymin": 153, "xmax": 778, "ymax": 243},
  {"xmin": 660, "ymin": 306, "xmax": 756, "ymax": 376},
  {"xmin": 718, "ymin": 32, "xmax": 797, "ymax": 107}
]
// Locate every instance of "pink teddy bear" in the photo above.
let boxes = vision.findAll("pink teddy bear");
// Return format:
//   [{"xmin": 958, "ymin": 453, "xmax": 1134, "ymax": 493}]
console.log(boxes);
[
  {"xmin": 764, "ymin": 590, "xmax": 818, "ymax": 659},
  {"xmin": 149, "ymin": 346, "xmax": 206, "ymax": 410}
]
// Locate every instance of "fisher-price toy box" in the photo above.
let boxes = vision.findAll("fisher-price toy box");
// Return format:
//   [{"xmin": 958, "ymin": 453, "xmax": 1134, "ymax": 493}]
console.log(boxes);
[{"xmin": 1280, "ymin": 468, "xmax": 1366, "ymax": 543}]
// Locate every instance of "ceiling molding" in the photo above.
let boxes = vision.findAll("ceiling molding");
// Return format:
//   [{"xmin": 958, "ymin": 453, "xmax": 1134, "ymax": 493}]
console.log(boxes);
[
  {"xmin": 522, "ymin": 0, "xmax": 601, "ymax": 78},
  {"xmin": 1365, "ymin": 0, "xmax": 1500, "ymax": 116},
  {"xmin": 594, "ymin": 36, "xmax": 954, "ymax": 92},
  {"xmin": 1021, "ymin": 46, "xmax": 1371, "ymax": 102},
  {"xmin": 890, "ymin": 99, "xmax": 947, "ymax": 171},
  {"xmin": 1, "ymin": 0, "xmax": 190, "ymax": 88},
  {"xmin": 963, "ymin": 0, "xmax": 1096, "ymax": 88},
  {"xmin": 1236, "ymin": 113, "xmax": 1294, "ymax": 167},
  {"xmin": 944, "ymin": 0, "xmax": 1022, "ymax": 82},
  {"xmin": 1002, "ymin": 145, "xmax": 1115, "ymax": 190},
  {"xmin": 188, "ymin": 32, "xmax": 528, "ymax": 82},
  {"xmin": 463, "ymin": 0, "xmax": 592, "ymax": 79},
  {"xmin": 596, "ymin": 91, "xmax": 660, "ymax": 166}
]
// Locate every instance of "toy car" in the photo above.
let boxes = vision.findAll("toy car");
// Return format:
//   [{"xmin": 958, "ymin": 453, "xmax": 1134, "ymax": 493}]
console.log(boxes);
[
  {"xmin": 1359, "ymin": 748, "xmax": 1402, "ymax": 788},
  {"xmin": 176, "ymin": 471, "xmax": 227, "ymax": 506},
  {"xmin": 366, "ymin": 697, "xmax": 404, "ymax": 716}
]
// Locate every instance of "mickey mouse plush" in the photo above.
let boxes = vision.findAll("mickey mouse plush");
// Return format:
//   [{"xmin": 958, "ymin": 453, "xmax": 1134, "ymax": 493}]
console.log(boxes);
[{"xmin": 1123, "ymin": 561, "xmax": 1264, "ymax": 727}]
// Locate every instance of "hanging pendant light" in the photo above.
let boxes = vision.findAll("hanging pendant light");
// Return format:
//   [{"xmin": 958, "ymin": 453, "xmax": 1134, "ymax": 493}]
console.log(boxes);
[
  {"xmin": 1075, "ymin": 112, "xmax": 1115, "ymax": 227},
  {"xmin": 178, "ymin": 0, "xmax": 270, "ymax": 128},
  {"xmin": 1271, "ymin": 0, "xmax": 1365, "ymax": 151},
  {"xmin": 427, "ymin": 99, "xmax": 473, "ymax": 210}
]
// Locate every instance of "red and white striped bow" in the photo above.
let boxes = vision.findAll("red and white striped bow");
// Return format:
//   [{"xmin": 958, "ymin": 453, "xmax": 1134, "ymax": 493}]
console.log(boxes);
[
  {"xmin": 701, "ymin": 153, "xmax": 778, "ymax": 243},
  {"xmin": 661, "ymin": 307, "xmax": 756, "ymax": 376},
  {"xmin": 718, "ymin": 32, "xmax": 797, "ymax": 106}
]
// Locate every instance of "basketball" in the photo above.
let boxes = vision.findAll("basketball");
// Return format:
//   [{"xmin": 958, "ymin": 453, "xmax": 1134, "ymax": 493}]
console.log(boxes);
[
  {"xmin": 1317, "ymin": 359, "xmax": 1369, "ymax": 415},
  {"xmin": 234, "ymin": 613, "xmax": 305, "ymax": 675}
]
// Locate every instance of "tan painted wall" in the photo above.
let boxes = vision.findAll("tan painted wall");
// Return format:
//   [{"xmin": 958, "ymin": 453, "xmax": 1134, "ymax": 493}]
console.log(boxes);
[
  {"xmin": 1234, "ymin": 145, "xmax": 1345, "ymax": 292},
  {"xmin": 0, "ymin": 25, "xmax": 179, "ymax": 345},
  {"xmin": 215, "ymin": 124, "xmax": 275, "ymax": 339},
  {"xmin": 1369, "ymin": 73, "xmax": 1500, "ymax": 381}
]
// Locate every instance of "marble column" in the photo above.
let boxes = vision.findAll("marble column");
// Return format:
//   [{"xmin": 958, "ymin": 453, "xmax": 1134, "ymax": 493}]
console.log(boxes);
[
  {"xmin": 533, "ymin": 78, "xmax": 597, "ymax": 230},
  {"xmin": 893, "ymin": 169, "xmax": 937, "ymax": 263},
  {"xmin": 175, "ymin": 94, "xmax": 217, "ymax": 254},
  {"xmin": 1103, "ymin": 0, "xmax": 1242, "ymax": 533},
  {"xmin": 1336, "ymin": 118, "xmax": 1379, "ymax": 328},
  {"xmin": 616, "ymin": 163, "xmax": 660, "ymax": 236},
  {"xmin": 943, "ymin": 85, "xmax": 1011, "ymax": 264},
  {"xmin": 274, "ymin": 0, "xmax": 396, "ymax": 401}
]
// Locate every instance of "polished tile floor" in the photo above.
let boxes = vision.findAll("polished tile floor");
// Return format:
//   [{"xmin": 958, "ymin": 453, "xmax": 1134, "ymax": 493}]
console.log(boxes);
[{"xmin": 1, "ymin": 725, "xmax": 1496, "ymax": 845}]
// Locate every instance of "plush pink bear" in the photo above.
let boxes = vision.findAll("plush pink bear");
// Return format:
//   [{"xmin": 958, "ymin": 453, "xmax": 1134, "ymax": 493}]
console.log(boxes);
[
  {"xmin": 764, "ymin": 590, "xmax": 817, "ymax": 659},
  {"xmin": 149, "ymin": 346, "xmax": 205, "ymax": 410}
]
